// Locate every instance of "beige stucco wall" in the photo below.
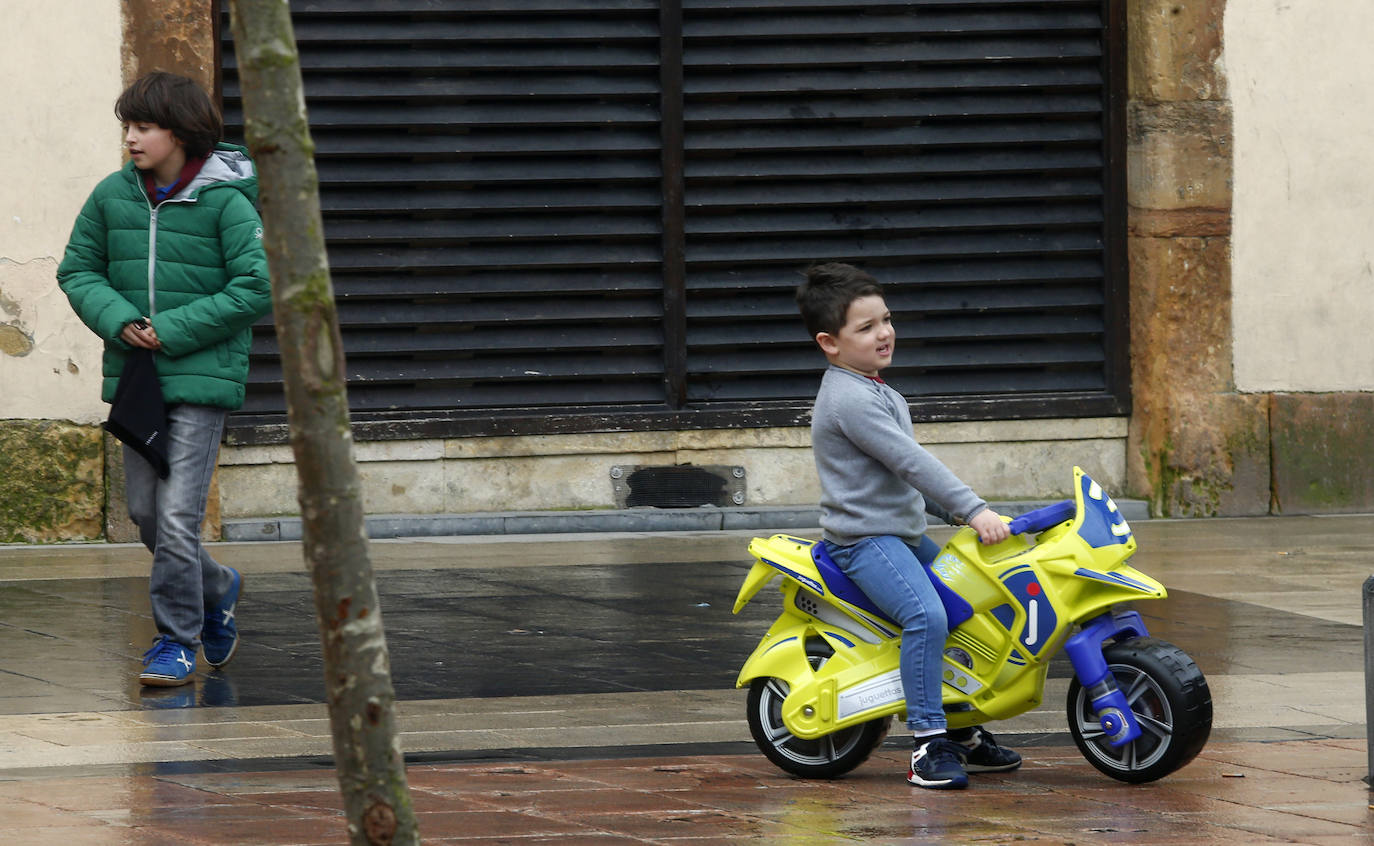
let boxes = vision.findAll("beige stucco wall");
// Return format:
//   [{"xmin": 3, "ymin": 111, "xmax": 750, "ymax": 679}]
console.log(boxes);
[
  {"xmin": 1227, "ymin": 0, "xmax": 1374, "ymax": 392},
  {"xmin": 0, "ymin": 0, "xmax": 119, "ymax": 425}
]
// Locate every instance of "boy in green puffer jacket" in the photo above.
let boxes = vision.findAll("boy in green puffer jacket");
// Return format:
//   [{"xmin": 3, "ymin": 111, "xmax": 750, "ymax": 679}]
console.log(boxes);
[{"xmin": 58, "ymin": 72, "xmax": 273, "ymax": 688}]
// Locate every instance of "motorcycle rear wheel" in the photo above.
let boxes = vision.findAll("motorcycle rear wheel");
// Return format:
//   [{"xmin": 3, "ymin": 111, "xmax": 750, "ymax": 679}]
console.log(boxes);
[
  {"xmin": 1066, "ymin": 637, "xmax": 1212, "ymax": 783},
  {"xmin": 746, "ymin": 642, "xmax": 891, "ymax": 779}
]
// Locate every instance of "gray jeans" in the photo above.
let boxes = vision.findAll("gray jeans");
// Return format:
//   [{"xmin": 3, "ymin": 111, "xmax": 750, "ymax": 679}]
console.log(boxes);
[{"xmin": 124, "ymin": 403, "xmax": 235, "ymax": 648}]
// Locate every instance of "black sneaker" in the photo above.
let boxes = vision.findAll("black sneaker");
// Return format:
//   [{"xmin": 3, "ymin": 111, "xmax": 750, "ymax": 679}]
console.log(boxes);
[
  {"xmin": 908, "ymin": 736, "xmax": 969, "ymax": 789},
  {"xmin": 951, "ymin": 726, "xmax": 1022, "ymax": 773}
]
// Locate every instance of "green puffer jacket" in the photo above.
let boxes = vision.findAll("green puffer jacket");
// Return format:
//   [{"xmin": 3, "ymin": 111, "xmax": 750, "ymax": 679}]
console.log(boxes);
[{"xmin": 58, "ymin": 142, "xmax": 272, "ymax": 410}]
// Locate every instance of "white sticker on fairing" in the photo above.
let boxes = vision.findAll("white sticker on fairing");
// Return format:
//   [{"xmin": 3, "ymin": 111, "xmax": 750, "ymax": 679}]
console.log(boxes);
[{"xmin": 836, "ymin": 669, "xmax": 904, "ymax": 721}]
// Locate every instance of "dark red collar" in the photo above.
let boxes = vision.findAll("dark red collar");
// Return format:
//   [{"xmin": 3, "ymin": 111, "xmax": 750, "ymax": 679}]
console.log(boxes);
[{"xmin": 143, "ymin": 155, "xmax": 208, "ymax": 203}]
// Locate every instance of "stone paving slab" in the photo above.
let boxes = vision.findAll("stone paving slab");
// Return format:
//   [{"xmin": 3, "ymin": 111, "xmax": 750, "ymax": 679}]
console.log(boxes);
[{"xmin": 0, "ymin": 739, "xmax": 1368, "ymax": 844}]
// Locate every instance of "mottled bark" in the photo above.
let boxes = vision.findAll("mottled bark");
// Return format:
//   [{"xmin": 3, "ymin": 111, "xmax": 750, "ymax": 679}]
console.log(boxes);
[{"xmin": 226, "ymin": 2, "xmax": 417, "ymax": 843}]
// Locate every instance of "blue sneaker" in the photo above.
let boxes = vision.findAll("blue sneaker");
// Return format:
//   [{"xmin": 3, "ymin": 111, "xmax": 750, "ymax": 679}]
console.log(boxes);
[
  {"xmin": 908, "ymin": 736, "xmax": 969, "ymax": 790},
  {"xmin": 202, "ymin": 567, "xmax": 242, "ymax": 667},
  {"xmin": 140, "ymin": 636, "xmax": 196, "ymax": 687}
]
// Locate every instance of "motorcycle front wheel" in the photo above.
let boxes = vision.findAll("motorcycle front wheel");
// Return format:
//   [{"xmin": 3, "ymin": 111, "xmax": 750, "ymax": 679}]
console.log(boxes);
[
  {"xmin": 1066, "ymin": 637, "xmax": 1212, "ymax": 783},
  {"xmin": 746, "ymin": 642, "xmax": 891, "ymax": 778}
]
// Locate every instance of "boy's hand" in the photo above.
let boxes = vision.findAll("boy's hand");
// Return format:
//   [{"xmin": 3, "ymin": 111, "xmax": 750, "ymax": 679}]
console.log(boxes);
[
  {"xmin": 969, "ymin": 509, "xmax": 1010, "ymax": 545},
  {"xmin": 121, "ymin": 319, "xmax": 160, "ymax": 350}
]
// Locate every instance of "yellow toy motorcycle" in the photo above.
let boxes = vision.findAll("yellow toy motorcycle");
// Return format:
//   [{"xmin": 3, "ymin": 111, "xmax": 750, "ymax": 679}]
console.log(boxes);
[{"xmin": 733, "ymin": 468, "xmax": 1211, "ymax": 783}]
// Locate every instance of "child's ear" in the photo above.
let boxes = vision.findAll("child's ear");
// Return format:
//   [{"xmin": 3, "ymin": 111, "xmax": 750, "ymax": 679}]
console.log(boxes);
[{"xmin": 815, "ymin": 331, "xmax": 839, "ymax": 356}]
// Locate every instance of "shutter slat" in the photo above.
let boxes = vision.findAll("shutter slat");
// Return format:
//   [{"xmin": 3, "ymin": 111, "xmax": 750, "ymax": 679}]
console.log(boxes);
[
  {"xmin": 686, "ymin": 286, "xmax": 1104, "ymax": 320},
  {"xmin": 686, "ymin": 37, "xmax": 1102, "ymax": 67},
  {"xmin": 240, "ymin": 380, "xmax": 668, "ymax": 414},
  {"xmin": 290, "ymin": 1, "xmax": 660, "ymax": 13},
  {"xmin": 691, "ymin": 340, "xmax": 1104, "ymax": 373},
  {"xmin": 324, "ymin": 214, "xmax": 662, "ymax": 242},
  {"xmin": 315, "ymin": 159, "xmax": 659, "ymax": 185},
  {"xmin": 687, "ymin": 64, "xmax": 1102, "ymax": 96},
  {"xmin": 328, "ymin": 299, "xmax": 665, "ymax": 326},
  {"xmin": 689, "ymin": 176, "xmax": 1104, "ymax": 207},
  {"xmin": 684, "ymin": 9, "xmax": 1102, "ymax": 39},
  {"xmin": 686, "ymin": 202, "xmax": 1104, "ymax": 236},
  {"xmin": 229, "ymin": 101, "xmax": 662, "ymax": 128},
  {"xmin": 328, "ymin": 270, "xmax": 665, "ymax": 298},
  {"xmin": 249, "ymin": 353, "xmax": 666, "ymax": 384},
  {"xmin": 325, "ymin": 242, "xmax": 663, "ymax": 272},
  {"xmin": 252, "ymin": 325, "xmax": 662, "ymax": 356},
  {"xmin": 688, "ymin": 94, "xmax": 1103, "ymax": 123},
  {"xmin": 687, "ymin": 256, "xmax": 1103, "ymax": 290},
  {"xmin": 686, "ymin": 122, "xmax": 1104, "ymax": 151},
  {"xmin": 225, "ymin": 74, "xmax": 661, "ymax": 100},
  {"xmin": 686, "ymin": 149, "xmax": 1103, "ymax": 179}
]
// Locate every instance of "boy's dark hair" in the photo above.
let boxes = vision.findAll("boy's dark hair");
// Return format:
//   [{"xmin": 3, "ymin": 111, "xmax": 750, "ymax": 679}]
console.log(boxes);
[
  {"xmin": 116, "ymin": 72, "xmax": 223, "ymax": 160},
  {"xmin": 796, "ymin": 262, "xmax": 883, "ymax": 338}
]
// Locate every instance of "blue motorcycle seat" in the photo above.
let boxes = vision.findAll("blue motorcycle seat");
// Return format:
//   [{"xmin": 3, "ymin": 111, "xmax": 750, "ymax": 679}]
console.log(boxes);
[
  {"xmin": 811, "ymin": 541, "xmax": 975, "ymax": 632},
  {"xmin": 810, "ymin": 542, "xmax": 898, "ymax": 625}
]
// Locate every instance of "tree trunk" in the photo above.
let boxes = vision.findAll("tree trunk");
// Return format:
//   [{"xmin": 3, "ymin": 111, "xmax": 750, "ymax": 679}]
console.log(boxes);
[{"xmin": 226, "ymin": 2, "xmax": 418, "ymax": 843}]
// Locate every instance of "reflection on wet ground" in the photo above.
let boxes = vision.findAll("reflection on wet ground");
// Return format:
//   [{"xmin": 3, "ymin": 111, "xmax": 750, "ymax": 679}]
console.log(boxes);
[{"xmin": 0, "ymin": 561, "xmax": 1362, "ymax": 713}]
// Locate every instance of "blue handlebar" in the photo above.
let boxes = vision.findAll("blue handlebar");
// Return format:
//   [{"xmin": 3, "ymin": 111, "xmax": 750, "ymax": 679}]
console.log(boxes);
[{"xmin": 1007, "ymin": 499, "xmax": 1076, "ymax": 535}]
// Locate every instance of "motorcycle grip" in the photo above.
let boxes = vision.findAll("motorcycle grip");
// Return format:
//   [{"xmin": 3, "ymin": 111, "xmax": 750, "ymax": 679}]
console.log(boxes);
[{"xmin": 1007, "ymin": 498, "xmax": 1075, "ymax": 535}]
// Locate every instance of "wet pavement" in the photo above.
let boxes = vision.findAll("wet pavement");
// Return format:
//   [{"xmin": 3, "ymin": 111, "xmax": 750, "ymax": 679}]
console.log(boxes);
[{"xmin": 0, "ymin": 516, "xmax": 1370, "ymax": 843}]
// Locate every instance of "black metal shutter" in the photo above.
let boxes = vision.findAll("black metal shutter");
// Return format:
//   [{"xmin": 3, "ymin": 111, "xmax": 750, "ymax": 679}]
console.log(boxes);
[
  {"xmin": 677, "ymin": 0, "xmax": 1127, "ymax": 419},
  {"xmin": 221, "ymin": 1, "xmax": 669, "ymax": 427},
  {"xmin": 221, "ymin": 0, "xmax": 1125, "ymax": 439}
]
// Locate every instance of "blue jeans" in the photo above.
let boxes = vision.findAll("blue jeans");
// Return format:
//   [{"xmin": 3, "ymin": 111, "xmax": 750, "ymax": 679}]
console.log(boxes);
[
  {"xmin": 124, "ymin": 404, "xmax": 236, "ymax": 648},
  {"xmin": 825, "ymin": 535, "xmax": 947, "ymax": 731}
]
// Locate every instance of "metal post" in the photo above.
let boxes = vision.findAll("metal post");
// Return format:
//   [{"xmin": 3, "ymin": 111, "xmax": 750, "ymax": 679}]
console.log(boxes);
[{"xmin": 1364, "ymin": 576, "xmax": 1374, "ymax": 787}]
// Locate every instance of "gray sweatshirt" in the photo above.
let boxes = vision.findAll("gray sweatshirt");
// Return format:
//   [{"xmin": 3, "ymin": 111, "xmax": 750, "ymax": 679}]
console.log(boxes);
[{"xmin": 812, "ymin": 365, "xmax": 988, "ymax": 547}]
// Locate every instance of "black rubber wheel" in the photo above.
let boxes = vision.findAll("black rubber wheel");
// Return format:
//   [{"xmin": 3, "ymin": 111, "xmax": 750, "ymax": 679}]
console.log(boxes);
[
  {"xmin": 1066, "ymin": 637, "xmax": 1212, "ymax": 783},
  {"xmin": 746, "ymin": 641, "xmax": 891, "ymax": 778}
]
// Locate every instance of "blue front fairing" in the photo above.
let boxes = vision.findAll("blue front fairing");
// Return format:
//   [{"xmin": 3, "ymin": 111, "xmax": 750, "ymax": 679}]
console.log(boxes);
[{"xmin": 1077, "ymin": 474, "xmax": 1133, "ymax": 549}]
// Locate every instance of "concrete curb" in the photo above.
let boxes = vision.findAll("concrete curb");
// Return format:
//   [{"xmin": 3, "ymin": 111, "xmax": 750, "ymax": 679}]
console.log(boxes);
[{"xmin": 223, "ymin": 500, "xmax": 1151, "ymax": 542}]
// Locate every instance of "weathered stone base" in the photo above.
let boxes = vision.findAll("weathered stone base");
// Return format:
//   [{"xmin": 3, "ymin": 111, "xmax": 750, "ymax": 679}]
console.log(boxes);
[
  {"xmin": 0, "ymin": 420, "xmax": 104, "ymax": 542},
  {"xmin": 1129, "ymin": 392, "xmax": 1272, "ymax": 518},
  {"xmin": 1270, "ymin": 392, "xmax": 1374, "ymax": 514},
  {"xmin": 217, "ymin": 419, "xmax": 1131, "ymax": 522},
  {"xmin": 1130, "ymin": 388, "xmax": 1374, "ymax": 517}
]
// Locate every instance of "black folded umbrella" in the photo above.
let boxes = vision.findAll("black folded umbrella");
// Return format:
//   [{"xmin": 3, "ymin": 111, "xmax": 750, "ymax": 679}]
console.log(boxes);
[{"xmin": 105, "ymin": 348, "xmax": 170, "ymax": 479}]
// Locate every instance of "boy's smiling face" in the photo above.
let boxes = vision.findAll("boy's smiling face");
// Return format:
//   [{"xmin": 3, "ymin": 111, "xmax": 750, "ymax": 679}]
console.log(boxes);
[{"xmin": 816, "ymin": 294, "xmax": 894, "ymax": 377}]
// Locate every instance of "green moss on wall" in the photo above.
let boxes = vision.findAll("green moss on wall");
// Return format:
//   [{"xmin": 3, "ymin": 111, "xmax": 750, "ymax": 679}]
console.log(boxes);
[
  {"xmin": 1143, "ymin": 434, "xmax": 1236, "ymax": 519},
  {"xmin": 0, "ymin": 420, "xmax": 105, "ymax": 543},
  {"xmin": 1270, "ymin": 393, "xmax": 1374, "ymax": 514}
]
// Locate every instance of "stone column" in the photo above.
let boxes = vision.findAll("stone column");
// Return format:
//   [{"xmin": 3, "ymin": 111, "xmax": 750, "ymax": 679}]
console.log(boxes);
[
  {"xmin": 1125, "ymin": 0, "xmax": 1270, "ymax": 516},
  {"xmin": 121, "ymin": 0, "xmax": 218, "ymax": 90}
]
